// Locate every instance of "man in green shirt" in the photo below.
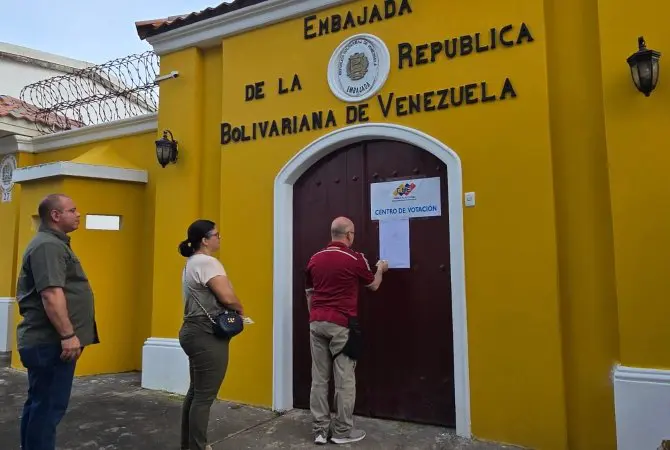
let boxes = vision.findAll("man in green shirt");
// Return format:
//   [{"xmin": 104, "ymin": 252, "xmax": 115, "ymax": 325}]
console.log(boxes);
[{"xmin": 15, "ymin": 193, "xmax": 99, "ymax": 450}]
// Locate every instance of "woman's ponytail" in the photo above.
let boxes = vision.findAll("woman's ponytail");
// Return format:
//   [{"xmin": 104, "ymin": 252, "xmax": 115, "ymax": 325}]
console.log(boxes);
[{"xmin": 178, "ymin": 239, "xmax": 195, "ymax": 257}]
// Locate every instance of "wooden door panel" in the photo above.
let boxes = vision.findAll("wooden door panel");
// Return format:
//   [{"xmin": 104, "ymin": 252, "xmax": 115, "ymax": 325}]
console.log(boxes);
[
  {"xmin": 293, "ymin": 145, "xmax": 363, "ymax": 410},
  {"xmin": 362, "ymin": 141, "xmax": 454, "ymax": 426},
  {"xmin": 292, "ymin": 140, "xmax": 455, "ymax": 427},
  {"xmin": 292, "ymin": 149, "xmax": 349, "ymax": 409}
]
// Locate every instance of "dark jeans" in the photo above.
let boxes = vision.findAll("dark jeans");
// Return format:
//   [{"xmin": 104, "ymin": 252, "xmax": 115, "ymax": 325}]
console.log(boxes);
[
  {"xmin": 179, "ymin": 320, "xmax": 229, "ymax": 450},
  {"xmin": 18, "ymin": 343, "xmax": 77, "ymax": 450}
]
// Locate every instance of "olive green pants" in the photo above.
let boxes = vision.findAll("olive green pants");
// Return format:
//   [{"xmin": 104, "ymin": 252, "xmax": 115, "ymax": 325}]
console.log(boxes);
[
  {"xmin": 309, "ymin": 321, "xmax": 357, "ymax": 439},
  {"xmin": 179, "ymin": 320, "xmax": 229, "ymax": 450}
]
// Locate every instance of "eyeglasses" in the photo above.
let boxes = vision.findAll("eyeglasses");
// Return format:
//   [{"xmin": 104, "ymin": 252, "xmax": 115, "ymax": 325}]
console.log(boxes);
[{"xmin": 207, "ymin": 232, "xmax": 220, "ymax": 239}]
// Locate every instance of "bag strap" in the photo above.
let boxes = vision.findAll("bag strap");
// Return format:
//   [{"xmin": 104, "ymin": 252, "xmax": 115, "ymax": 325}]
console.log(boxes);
[
  {"xmin": 191, "ymin": 290, "xmax": 217, "ymax": 325},
  {"xmin": 183, "ymin": 266, "xmax": 216, "ymax": 325}
]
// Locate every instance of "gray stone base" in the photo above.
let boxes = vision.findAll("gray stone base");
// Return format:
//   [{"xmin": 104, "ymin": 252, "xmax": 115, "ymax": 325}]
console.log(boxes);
[{"xmin": 0, "ymin": 352, "xmax": 10, "ymax": 368}]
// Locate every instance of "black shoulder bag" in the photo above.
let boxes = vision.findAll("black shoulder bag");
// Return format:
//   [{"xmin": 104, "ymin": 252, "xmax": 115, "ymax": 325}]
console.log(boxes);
[
  {"xmin": 189, "ymin": 288, "xmax": 244, "ymax": 339},
  {"xmin": 332, "ymin": 316, "xmax": 362, "ymax": 361}
]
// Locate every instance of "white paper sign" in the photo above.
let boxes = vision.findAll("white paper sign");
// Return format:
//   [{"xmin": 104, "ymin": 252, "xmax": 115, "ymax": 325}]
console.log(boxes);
[
  {"xmin": 379, "ymin": 219, "xmax": 410, "ymax": 269},
  {"xmin": 370, "ymin": 177, "xmax": 441, "ymax": 220}
]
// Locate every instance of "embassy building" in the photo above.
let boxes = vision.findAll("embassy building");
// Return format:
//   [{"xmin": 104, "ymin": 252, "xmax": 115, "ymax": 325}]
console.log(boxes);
[{"xmin": 1, "ymin": 1, "xmax": 669, "ymax": 449}]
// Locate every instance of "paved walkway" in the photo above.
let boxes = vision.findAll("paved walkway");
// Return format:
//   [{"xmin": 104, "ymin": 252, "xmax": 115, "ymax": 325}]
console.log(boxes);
[{"xmin": 0, "ymin": 367, "xmax": 522, "ymax": 449}]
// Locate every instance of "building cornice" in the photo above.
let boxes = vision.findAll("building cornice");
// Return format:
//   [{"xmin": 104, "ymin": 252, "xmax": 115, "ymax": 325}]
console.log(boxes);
[
  {"xmin": 13, "ymin": 161, "xmax": 148, "ymax": 184},
  {"xmin": 146, "ymin": 0, "xmax": 355, "ymax": 55},
  {"xmin": 0, "ymin": 114, "xmax": 158, "ymax": 158},
  {"xmin": 0, "ymin": 114, "xmax": 157, "ymax": 155},
  {"xmin": 0, "ymin": 134, "xmax": 34, "ymax": 156},
  {"xmin": 30, "ymin": 113, "xmax": 158, "ymax": 153}
]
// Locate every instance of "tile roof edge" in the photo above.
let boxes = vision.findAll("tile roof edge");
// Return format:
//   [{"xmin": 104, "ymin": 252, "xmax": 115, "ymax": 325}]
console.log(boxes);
[{"xmin": 135, "ymin": 0, "xmax": 271, "ymax": 41}]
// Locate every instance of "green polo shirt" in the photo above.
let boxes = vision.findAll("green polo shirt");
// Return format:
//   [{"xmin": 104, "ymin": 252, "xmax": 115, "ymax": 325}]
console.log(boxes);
[{"xmin": 15, "ymin": 225, "xmax": 99, "ymax": 349}]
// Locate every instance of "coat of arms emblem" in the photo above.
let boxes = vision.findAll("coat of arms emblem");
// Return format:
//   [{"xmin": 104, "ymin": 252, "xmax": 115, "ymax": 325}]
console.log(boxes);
[
  {"xmin": 327, "ymin": 33, "xmax": 390, "ymax": 102},
  {"xmin": 0, "ymin": 154, "xmax": 16, "ymax": 203},
  {"xmin": 346, "ymin": 52, "xmax": 369, "ymax": 81},
  {"xmin": 0, "ymin": 163, "xmax": 11, "ymax": 186}
]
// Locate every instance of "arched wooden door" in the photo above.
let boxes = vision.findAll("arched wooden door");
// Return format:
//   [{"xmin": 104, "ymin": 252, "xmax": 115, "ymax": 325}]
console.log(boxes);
[{"xmin": 292, "ymin": 140, "xmax": 455, "ymax": 427}]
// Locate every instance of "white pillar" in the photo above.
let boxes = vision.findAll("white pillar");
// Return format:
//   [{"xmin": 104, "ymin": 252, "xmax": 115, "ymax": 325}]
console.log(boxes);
[
  {"xmin": 141, "ymin": 337, "xmax": 189, "ymax": 395},
  {"xmin": 614, "ymin": 365, "xmax": 670, "ymax": 449},
  {"xmin": 0, "ymin": 297, "xmax": 15, "ymax": 352}
]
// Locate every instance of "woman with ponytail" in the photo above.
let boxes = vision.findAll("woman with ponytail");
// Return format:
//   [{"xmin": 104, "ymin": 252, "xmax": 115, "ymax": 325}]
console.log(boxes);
[{"xmin": 177, "ymin": 219, "xmax": 245, "ymax": 450}]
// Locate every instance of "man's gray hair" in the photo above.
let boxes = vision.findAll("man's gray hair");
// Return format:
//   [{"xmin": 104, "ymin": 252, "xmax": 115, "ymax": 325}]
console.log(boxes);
[
  {"xmin": 331, "ymin": 222, "xmax": 349, "ymax": 239},
  {"xmin": 38, "ymin": 194, "xmax": 67, "ymax": 224}
]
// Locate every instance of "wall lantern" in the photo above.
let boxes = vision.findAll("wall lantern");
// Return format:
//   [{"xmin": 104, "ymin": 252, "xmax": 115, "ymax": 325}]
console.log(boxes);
[
  {"xmin": 627, "ymin": 36, "xmax": 661, "ymax": 97},
  {"xmin": 155, "ymin": 130, "xmax": 178, "ymax": 168}
]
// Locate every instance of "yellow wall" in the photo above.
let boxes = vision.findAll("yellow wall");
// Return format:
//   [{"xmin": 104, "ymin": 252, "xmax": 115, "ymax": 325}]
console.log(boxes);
[
  {"xmin": 0, "ymin": 153, "xmax": 33, "ymax": 356},
  {"xmin": 12, "ymin": 177, "xmax": 146, "ymax": 375},
  {"xmin": 149, "ymin": 47, "xmax": 207, "ymax": 342},
  {"xmin": 206, "ymin": 1, "xmax": 566, "ymax": 448},
  {"xmin": 598, "ymin": 1, "xmax": 670, "ymax": 371},
  {"xmin": 0, "ymin": 185, "xmax": 19, "ymax": 297},
  {"xmin": 31, "ymin": 133, "xmax": 159, "ymax": 352},
  {"xmin": 543, "ymin": 0, "xmax": 620, "ymax": 449},
  {"xmin": 10, "ymin": 131, "xmax": 157, "ymax": 374},
  {"xmin": 0, "ymin": 153, "xmax": 34, "ymax": 298}
]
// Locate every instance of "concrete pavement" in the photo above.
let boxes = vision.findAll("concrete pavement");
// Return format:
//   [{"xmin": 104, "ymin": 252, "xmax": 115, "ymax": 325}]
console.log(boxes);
[{"xmin": 0, "ymin": 367, "xmax": 524, "ymax": 449}]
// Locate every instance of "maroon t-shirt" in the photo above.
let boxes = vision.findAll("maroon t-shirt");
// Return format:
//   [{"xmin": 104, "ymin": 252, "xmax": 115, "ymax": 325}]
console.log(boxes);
[{"xmin": 305, "ymin": 241, "xmax": 376, "ymax": 327}]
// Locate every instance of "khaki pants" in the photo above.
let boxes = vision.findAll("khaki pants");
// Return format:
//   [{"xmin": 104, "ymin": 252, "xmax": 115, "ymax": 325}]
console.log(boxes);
[{"xmin": 309, "ymin": 321, "xmax": 356, "ymax": 438}]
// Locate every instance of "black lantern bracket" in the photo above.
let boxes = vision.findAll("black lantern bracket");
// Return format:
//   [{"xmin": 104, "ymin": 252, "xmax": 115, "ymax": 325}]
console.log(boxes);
[
  {"xmin": 155, "ymin": 130, "xmax": 178, "ymax": 168},
  {"xmin": 627, "ymin": 36, "xmax": 661, "ymax": 97}
]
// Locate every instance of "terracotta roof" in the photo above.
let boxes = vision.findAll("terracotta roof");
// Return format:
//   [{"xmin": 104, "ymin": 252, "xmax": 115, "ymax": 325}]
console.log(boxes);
[
  {"xmin": 135, "ymin": 0, "xmax": 270, "ymax": 40},
  {"xmin": 0, "ymin": 95, "xmax": 82, "ymax": 130},
  {"xmin": 134, "ymin": 15, "xmax": 190, "ymax": 37}
]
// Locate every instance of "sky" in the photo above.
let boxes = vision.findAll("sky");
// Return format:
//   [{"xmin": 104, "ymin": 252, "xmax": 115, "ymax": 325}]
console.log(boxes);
[{"xmin": 1, "ymin": 1, "xmax": 229, "ymax": 64}]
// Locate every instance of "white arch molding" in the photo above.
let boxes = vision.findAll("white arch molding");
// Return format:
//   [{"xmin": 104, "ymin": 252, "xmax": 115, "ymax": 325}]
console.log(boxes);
[{"xmin": 272, "ymin": 123, "xmax": 471, "ymax": 438}]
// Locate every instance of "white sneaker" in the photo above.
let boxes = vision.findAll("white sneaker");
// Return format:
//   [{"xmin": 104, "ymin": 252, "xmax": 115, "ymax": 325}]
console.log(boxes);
[
  {"xmin": 314, "ymin": 434, "xmax": 328, "ymax": 445},
  {"xmin": 331, "ymin": 429, "xmax": 366, "ymax": 444}
]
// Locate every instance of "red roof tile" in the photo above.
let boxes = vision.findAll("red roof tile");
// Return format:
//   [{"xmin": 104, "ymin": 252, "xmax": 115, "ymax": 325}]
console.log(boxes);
[
  {"xmin": 135, "ymin": 0, "xmax": 270, "ymax": 40},
  {"xmin": 0, "ymin": 95, "xmax": 82, "ymax": 130},
  {"xmin": 134, "ymin": 15, "xmax": 189, "ymax": 32}
]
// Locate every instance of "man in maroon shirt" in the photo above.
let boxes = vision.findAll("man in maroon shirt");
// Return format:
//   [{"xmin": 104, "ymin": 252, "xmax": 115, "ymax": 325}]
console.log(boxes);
[{"xmin": 304, "ymin": 216, "xmax": 388, "ymax": 445}]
